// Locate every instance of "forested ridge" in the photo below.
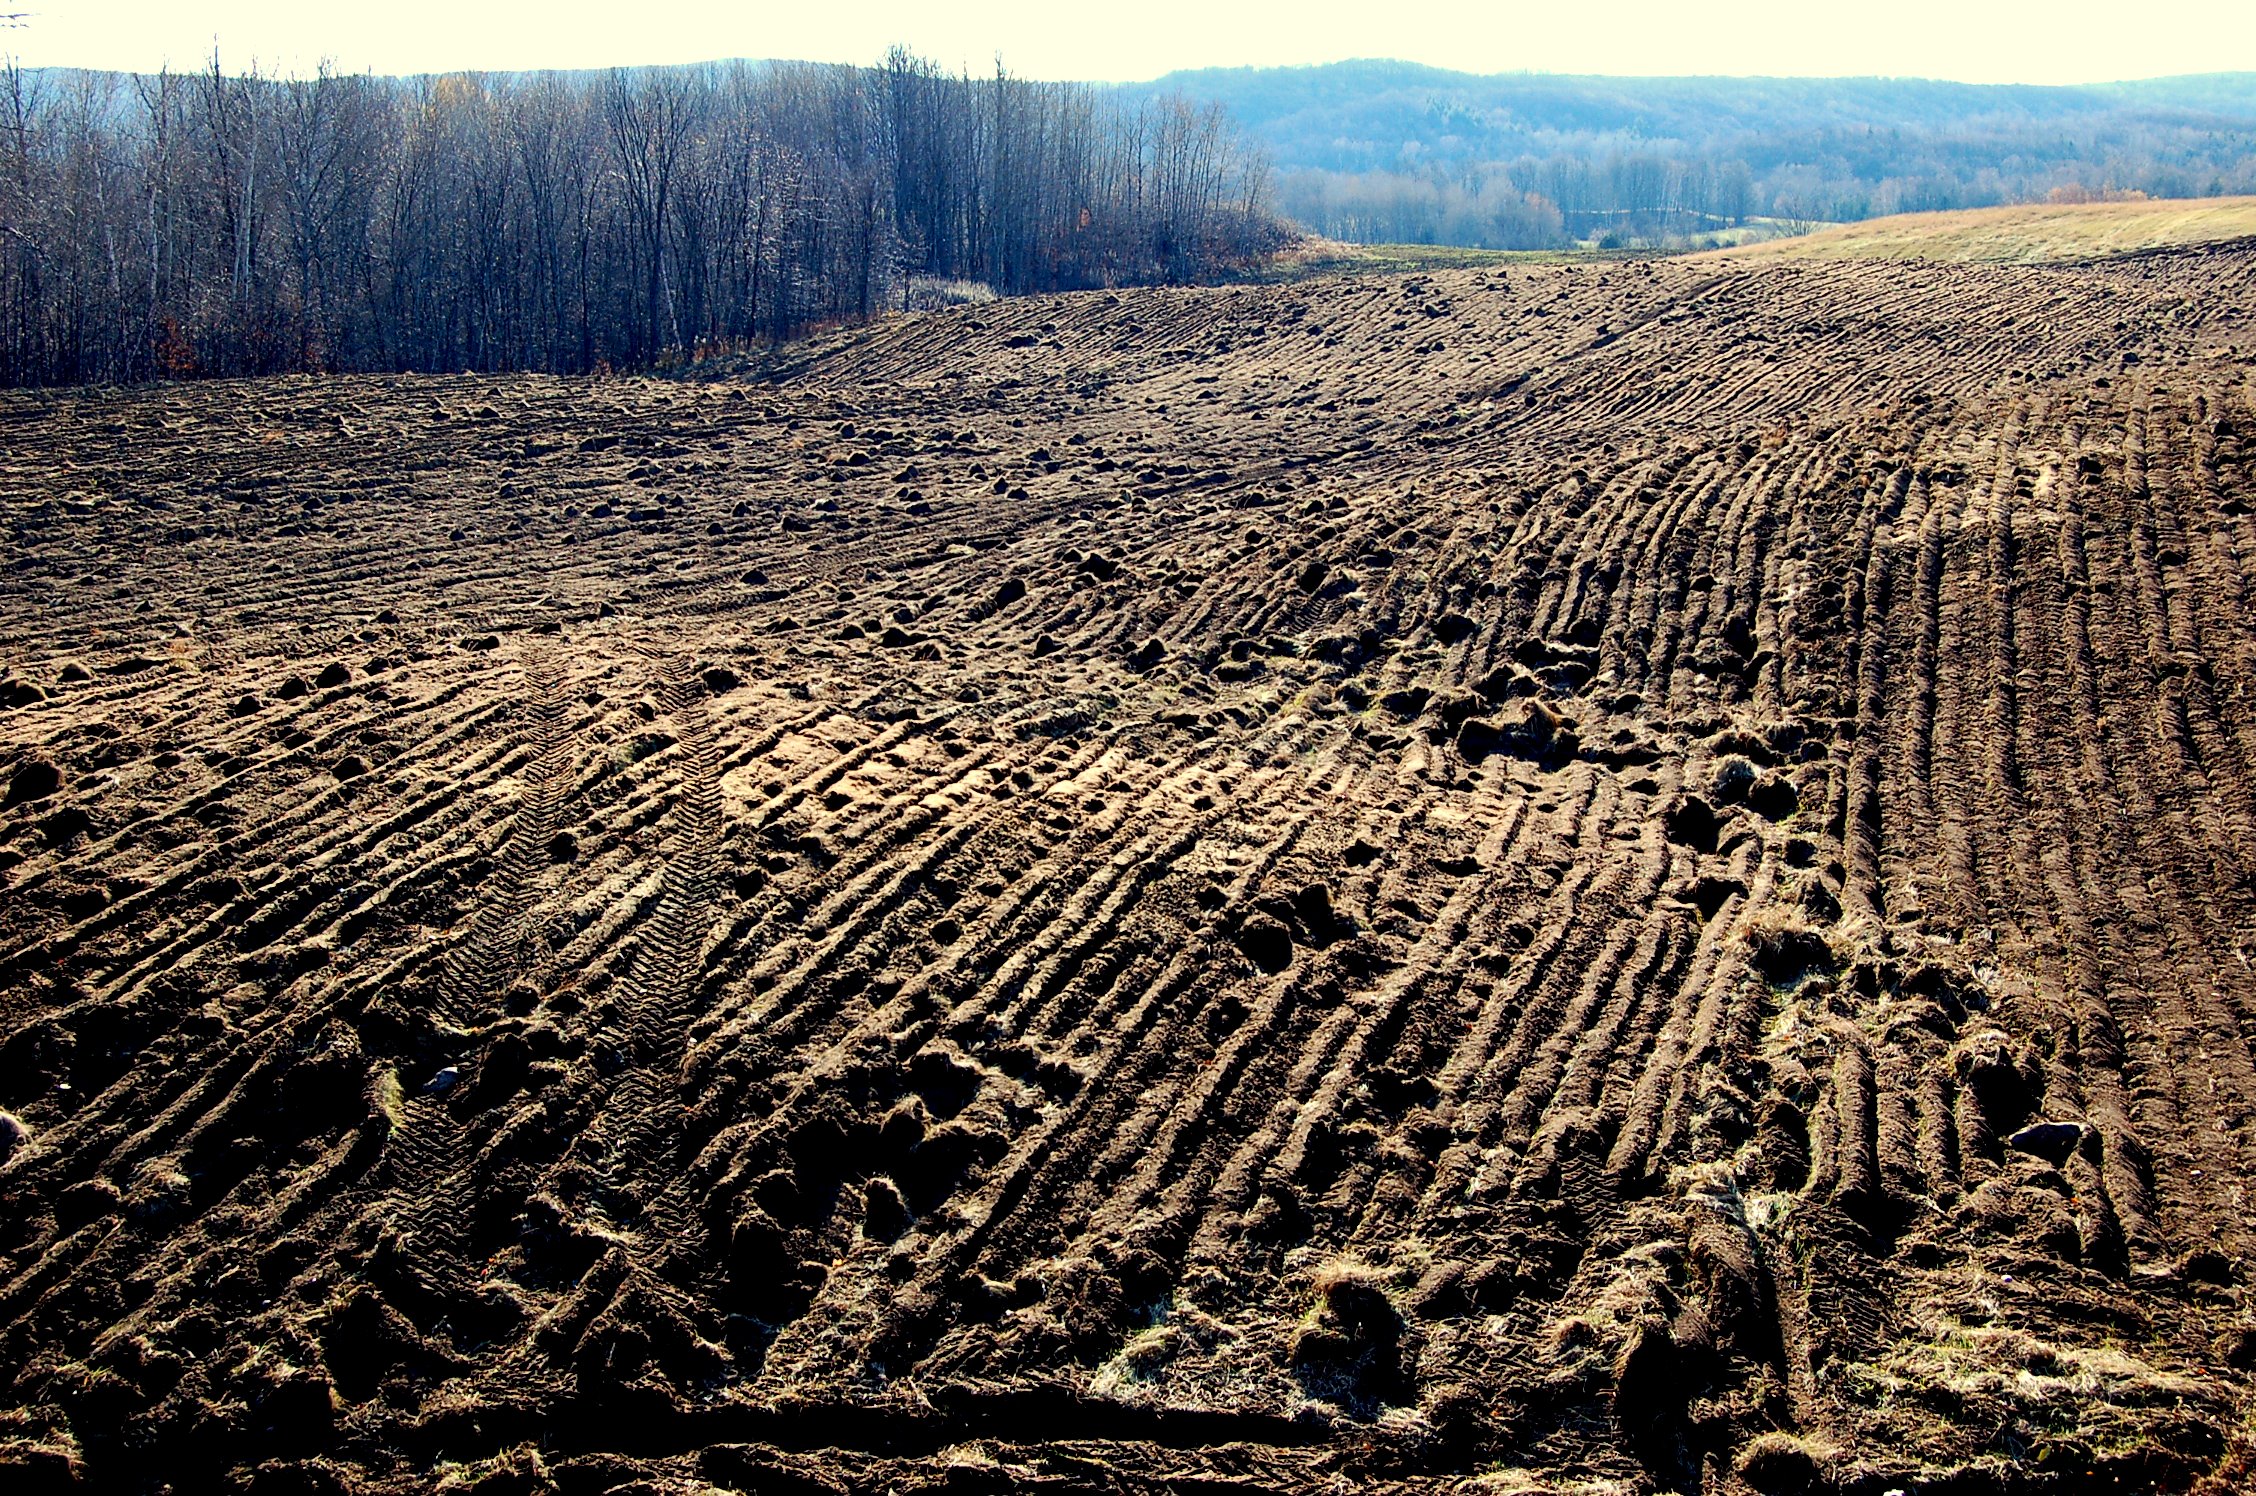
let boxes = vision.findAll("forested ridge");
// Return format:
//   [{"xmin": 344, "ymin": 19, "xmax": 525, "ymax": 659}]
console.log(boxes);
[
  {"xmin": 1144, "ymin": 61, "xmax": 2256, "ymax": 249},
  {"xmin": 8, "ymin": 49, "xmax": 2256, "ymax": 387},
  {"xmin": 0, "ymin": 50, "xmax": 1279, "ymax": 387}
]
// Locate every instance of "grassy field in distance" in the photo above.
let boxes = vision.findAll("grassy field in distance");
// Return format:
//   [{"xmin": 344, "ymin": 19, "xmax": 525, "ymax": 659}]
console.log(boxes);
[
  {"xmin": 1252, "ymin": 237, "xmax": 1583, "ymax": 279},
  {"xmin": 1712, "ymin": 194, "xmax": 2256, "ymax": 264}
]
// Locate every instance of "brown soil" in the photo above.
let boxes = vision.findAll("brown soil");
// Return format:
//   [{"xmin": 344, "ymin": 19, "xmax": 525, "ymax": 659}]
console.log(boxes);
[{"xmin": 4, "ymin": 243, "xmax": 2256, "ymax": 1494}]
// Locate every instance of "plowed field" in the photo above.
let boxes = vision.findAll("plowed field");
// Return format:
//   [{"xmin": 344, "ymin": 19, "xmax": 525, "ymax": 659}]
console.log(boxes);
[{"xmin": 5, "ymin": 240, "xmax": 2256, "ymax": 1495}]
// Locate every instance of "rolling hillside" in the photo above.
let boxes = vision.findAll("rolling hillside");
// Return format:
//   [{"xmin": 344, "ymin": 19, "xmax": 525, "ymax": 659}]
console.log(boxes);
[{"xmin": 1716, "ymin": 195, "xmax": 2256, "ymax": 263}]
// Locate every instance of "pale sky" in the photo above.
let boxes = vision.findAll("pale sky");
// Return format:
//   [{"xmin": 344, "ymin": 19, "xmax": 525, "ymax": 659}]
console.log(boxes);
[{"xmin": 5, "ymin": 0, "xmax": 2254, "ymax": 85}]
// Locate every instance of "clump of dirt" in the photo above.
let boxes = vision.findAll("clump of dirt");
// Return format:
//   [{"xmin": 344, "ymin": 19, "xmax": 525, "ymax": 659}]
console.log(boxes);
[
  {"xmin": 5, "ymin": 758, "xmax": 61, "ymax": 805},
  {"xmin": 1289, "ymin": 1261, "xmax": 1411, "ymax": 1414}
]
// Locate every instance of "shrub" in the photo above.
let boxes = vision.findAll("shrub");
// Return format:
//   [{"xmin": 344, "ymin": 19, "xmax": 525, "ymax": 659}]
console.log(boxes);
[{"xmin": 906, "ymin": 277, "xmax": 999, "ymax": 312}]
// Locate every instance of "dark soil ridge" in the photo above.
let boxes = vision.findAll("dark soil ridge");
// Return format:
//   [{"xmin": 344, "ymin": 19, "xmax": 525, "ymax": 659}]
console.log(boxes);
[{"xmin": 4, "ymin": 245, "xmax": 2256, "ymax": 1494}]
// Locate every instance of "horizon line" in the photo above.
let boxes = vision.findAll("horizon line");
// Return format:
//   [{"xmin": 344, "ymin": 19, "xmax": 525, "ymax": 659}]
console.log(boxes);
[{"xmin": 7, "ymin": 50, "xmax": 2253, "ymax": 92}]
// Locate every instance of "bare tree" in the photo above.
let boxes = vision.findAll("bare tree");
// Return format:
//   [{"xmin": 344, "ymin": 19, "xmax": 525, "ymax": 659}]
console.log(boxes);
[
  {"xmin": 603, "ymin": 67, "xmax": 697, "ymax": 362},
  {"xmin": 0, "ymin": 49, "xmax": 1281, "ymax": 388}
]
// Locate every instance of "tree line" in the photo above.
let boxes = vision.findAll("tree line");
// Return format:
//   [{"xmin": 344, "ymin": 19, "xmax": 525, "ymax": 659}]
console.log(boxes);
[
  {"xmin": 0, "ymin": 50, "xmax": 1281, "ymax": 388},
  {"xmin": 1281, "ymin": 128, "xmax": 2256, "ymax": 253},
  {"xmin": 1276, "ymin": 156, "xmax": 1759, "ymax": 251},
  {"xmin": 1174, "ymin": 61, "xmax": 2256, "ymax": 250}
]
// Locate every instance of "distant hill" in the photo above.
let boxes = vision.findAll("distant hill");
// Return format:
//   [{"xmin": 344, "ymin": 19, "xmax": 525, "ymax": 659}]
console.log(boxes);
[
  {"xmin": 1135, "ymin": 62, "xmax": 2256, "ymax": 176},
  {"xmin": 22, "ymin": 56, "xmax": 2255, "ymax": 254},
  {"xmin": 1126, "ymin": 63, "xmax": 2256, "ymax": 249}
]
